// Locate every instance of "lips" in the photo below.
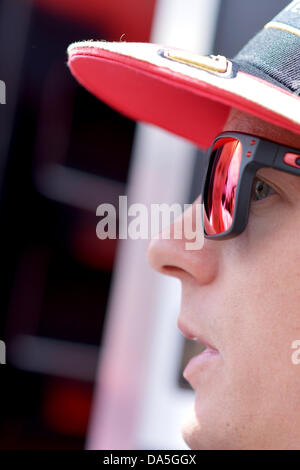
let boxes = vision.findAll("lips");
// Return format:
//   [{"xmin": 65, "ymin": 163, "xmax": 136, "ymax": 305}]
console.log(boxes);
[
  {"xmin": 177, "ymin": 318, "xmax": 221, "ymax": 387},
  {"xmin": 177, "ymin": 318, "xmax": 218, "ymax": 352}
]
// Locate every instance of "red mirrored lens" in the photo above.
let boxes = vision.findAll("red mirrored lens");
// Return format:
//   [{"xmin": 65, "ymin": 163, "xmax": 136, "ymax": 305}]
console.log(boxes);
[{"xmin": 204, "ymin": 138, "xmax": 242, "ymax": 235}]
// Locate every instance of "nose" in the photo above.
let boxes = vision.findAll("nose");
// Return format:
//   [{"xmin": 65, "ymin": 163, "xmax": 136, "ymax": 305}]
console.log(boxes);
[{"xmin": 147, "ymin": 200, "xmax": 220, "ymax": 285}]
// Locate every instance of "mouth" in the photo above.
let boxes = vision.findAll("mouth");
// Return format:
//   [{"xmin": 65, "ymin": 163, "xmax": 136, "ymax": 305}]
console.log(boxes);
[
  {"xmin": 177, "ymin": 318, "xmax": 218, "ymax": 351},
  {"xmin": 178, "ymin": 319, "xmax": 221, "ymax": 387}
]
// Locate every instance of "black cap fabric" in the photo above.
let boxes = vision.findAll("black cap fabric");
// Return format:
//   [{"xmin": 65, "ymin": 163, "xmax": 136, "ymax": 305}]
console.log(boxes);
[{"xmin": 234, "ymin": 0, "xmax": 300, "ymax": 94}]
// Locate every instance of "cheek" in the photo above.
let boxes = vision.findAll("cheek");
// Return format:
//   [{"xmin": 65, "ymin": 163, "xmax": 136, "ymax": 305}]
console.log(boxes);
[
  {"xmin": 238, "ymin": 204, "xmax": 300, "ymax": 324},
  {"xmin": 218, "ymin": 206, "xmax": 300, "ymax": 407},
  {"xmin": 223, "ymin": 201, "xmax": 300, "ymax": 324}
]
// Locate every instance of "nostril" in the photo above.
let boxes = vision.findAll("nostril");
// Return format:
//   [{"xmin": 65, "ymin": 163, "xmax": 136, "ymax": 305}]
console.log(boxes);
[
  {"xmin": 160, "ymin": 265, "xmax": 187, "ymax": 279},
  {"xmin": 162, "ymin": 265, "xmax": 182, "ymax": 274}
]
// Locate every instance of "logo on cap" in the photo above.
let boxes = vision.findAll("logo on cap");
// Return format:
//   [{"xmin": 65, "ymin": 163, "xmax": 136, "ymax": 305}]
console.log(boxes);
[{"xmin": 160, "ymin": 49, "xmax": 233, "ymax": 77}]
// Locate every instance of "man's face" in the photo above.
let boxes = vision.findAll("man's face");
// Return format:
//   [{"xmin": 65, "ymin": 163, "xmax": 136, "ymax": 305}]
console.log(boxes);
[{"xmin": 147, "ymin": 109, "xmax": 300, "ymax": 450}]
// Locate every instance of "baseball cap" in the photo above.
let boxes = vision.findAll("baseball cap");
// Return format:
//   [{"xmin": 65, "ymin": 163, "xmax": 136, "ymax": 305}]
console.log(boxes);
[{"xmin": 67, "ymin": 1, "xmax": 300, "ymax": 149}]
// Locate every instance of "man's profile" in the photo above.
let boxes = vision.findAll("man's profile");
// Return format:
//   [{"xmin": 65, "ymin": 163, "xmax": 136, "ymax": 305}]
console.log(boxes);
[{"xmin": 68, "ymin": 0, "xmax": 300, "ymax": 449}]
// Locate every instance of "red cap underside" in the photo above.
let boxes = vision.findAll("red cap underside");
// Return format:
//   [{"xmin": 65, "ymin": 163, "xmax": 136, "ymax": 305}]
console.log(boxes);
[{"xmin": 68, "ymin": 47, "xmax": 300, "ymax": 149}]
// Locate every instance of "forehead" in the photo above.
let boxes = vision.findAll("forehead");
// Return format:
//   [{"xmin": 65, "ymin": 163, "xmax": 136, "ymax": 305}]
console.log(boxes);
[{"xmin": 223, "ymin": 108, "xmax": 300, "ymax": 150}]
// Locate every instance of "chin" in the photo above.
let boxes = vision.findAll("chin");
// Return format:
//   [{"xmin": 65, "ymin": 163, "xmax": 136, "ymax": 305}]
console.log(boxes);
[
  {"xmin": 181, "ymin": 402, "xmax": 235, "ymax": 450},
  {"xmin": 181, "ymin": 406, "xmax": 204, "ymax": 450}
]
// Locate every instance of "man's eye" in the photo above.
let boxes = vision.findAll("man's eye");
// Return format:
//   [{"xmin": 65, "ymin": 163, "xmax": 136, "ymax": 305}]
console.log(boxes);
[{"xmin": 251, "ymin": 178, "xmax": 276, "ymax": 202}]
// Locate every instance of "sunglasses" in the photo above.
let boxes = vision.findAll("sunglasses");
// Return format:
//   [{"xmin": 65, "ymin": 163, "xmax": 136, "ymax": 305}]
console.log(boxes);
[{"xmin": 202, "ymin": 131, "xmax": 300, "ymax": 240}]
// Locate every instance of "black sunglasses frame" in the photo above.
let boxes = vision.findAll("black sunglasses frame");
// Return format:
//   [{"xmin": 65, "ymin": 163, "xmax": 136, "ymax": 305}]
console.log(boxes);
[{"xmin": 202, "ymin": 131, "xmax": 300, "ymax": 240}]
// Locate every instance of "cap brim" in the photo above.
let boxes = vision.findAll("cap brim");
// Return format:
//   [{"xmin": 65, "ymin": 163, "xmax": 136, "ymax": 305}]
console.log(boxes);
[{"xmin": 67, "ymin": 41, "xmax": 300, "ymax": 149}]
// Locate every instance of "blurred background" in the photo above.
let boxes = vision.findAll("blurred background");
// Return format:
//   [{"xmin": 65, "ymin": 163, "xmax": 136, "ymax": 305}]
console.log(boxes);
[{"xmin": 0, "ymin": 0, "xmax": 289, "ymax": 450}]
